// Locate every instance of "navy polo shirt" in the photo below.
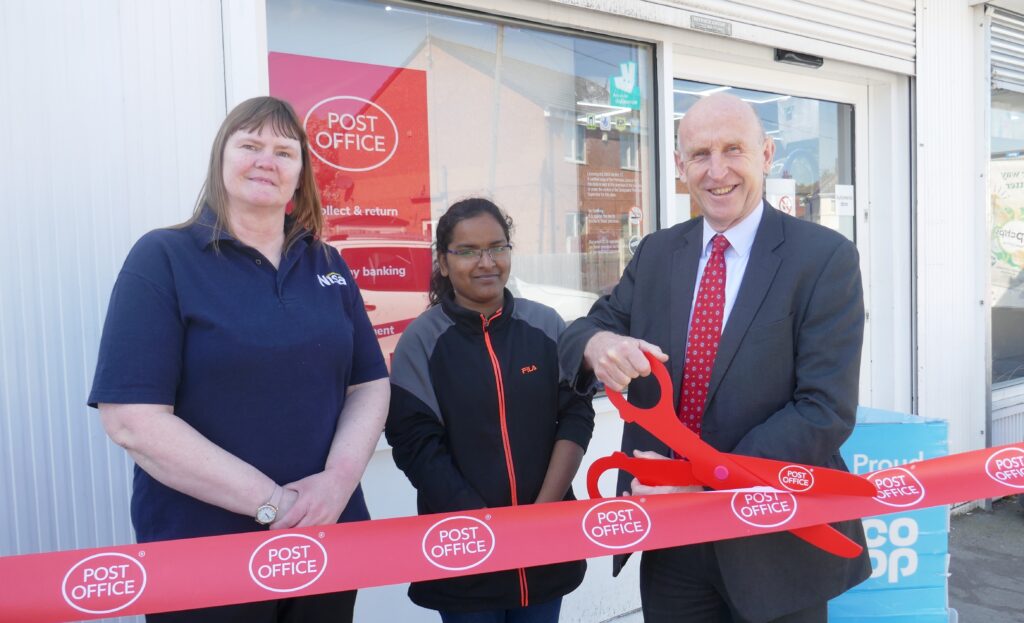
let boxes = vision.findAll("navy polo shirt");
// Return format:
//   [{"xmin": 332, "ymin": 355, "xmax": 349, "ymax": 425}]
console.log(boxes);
[{"xmin": 89, "ymin": 209, "xmax": 387, "ymax": 542}]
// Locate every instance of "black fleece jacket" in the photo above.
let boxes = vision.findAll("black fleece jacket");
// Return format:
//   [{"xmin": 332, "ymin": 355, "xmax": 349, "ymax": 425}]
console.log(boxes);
[{"xmin": 385, "ymin": 290, "xmax": 595, "ymax": 612}]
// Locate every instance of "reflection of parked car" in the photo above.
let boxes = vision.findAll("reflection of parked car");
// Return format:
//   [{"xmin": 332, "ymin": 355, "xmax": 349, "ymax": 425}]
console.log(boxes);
[
  {"xmin": 328, "ymin": 238, "xmax": 432, "ymax": 369},
  {"xmin": 509, "ymin": 276, "xmax": 599, "ymax": 323}
]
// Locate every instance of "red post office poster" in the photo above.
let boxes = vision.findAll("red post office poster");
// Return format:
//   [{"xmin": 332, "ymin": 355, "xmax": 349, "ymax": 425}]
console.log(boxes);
[{"xmin": 269, "ymin": 52, "xmax": 432, "ymax": 366}]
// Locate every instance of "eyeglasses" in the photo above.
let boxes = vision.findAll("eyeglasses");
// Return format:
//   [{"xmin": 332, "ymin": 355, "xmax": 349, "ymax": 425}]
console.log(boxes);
[{"xmin": 446, "ymin": 245, "xmax": 513, "ymax": 262}]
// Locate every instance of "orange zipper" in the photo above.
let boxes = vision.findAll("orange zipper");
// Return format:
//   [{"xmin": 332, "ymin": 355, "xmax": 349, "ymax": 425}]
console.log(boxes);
[{"xmin": 481, "ymin": 310, "xmax": 529, "ymax": 607}]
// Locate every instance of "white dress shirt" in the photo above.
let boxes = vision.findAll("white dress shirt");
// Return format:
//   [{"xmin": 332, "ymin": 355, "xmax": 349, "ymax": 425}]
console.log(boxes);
[{"xmin": 687, "ymin": 200, "xmax": 764, "ymax": 331}]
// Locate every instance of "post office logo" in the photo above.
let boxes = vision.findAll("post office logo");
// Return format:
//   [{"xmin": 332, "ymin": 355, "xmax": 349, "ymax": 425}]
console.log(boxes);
[
  {"xmin": 422, "ymin": 516, "xmax": 495, "ymax": 571},
  {"xmin": 249, "ymin": 534, "xmax": 328, "ymax": 593},
  {"xmin": 731, "ymin": 490, "xmax": 798, "ymax": 528},
  {"xmin": 582, "ymin": 499, "xmax": 652, "ymax": 549},
  {"xmin": 870, "ymin": 467, "xmax": 926, "ymax": 508},
  {"xmin": 62, "ymin": 552, "xmax": 147, "ymax": 615},
  {"xmin": 305, "ymin": 96, "xmax": 399, "ymax": 172},
  {"xmin": 777, "ymin": 465, "xmax": 815, "ymax": 493},
  {"xmin": 985, "ymin": 447, "xmax": 1024, "ymax": 489}
]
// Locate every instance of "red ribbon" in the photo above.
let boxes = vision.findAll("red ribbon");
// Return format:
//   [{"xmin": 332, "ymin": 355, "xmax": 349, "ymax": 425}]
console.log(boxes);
[{"xmin": 1, "ymin": 443, "xmax": 1022, "ymax": 622}]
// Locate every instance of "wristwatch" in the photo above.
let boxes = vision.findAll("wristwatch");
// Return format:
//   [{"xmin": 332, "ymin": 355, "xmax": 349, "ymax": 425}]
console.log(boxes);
[{"xmin": 255, "ymin": 485, "xmax": 282, "ymax": 525}]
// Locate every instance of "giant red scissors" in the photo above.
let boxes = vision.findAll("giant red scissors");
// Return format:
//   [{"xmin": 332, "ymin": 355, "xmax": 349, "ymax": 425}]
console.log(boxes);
[{"xmin": 587, "ymin": 351, "xmax": 878, "ymax": 558}]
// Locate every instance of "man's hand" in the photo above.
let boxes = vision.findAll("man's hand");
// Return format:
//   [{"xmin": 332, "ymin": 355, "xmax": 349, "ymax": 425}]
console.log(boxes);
[
  {"xmin": 627, "ymin": 450, "xmax": 704, "ymax": 496},
  {"xmin": 583, "ymin": 331, "xmax": 668, "ymax": 392}
]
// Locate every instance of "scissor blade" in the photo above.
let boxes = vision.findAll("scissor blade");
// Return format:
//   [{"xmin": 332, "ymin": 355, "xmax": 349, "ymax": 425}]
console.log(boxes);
[
  {"xmin": 788, "ymin": 524, "xmax": 864, "ymax": 558},
  {"xmin": 731, "ymin": 455, "xmax": 878, "ymax": 497}
]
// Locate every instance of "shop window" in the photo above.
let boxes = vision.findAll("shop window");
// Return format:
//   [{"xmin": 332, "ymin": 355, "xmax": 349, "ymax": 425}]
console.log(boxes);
[
  {"xmin": 267, "ymin": 0, "xmax": 655, "ymax": 361},
  {"xmin": 672, "ymin": 80, "xmax": 856, "ymax": 242},
  {"xmin": 990, "ymin": 89, "xmax": 1024, "ymax": 386}
]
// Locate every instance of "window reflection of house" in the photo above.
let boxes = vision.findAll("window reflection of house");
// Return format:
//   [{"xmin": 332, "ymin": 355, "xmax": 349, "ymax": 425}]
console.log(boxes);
[{"xmin": 404, "ymin": 31, "xmax": 651, "ymax": 307}]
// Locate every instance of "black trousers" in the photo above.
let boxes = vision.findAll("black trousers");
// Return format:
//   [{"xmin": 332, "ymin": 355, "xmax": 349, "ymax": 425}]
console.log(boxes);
[
  {"xmin": 146, "ymin": 590, "xmax": 356, "ymax": 623},
  {"xmin": 639, "ymin": 544, "xmax": 826, "ymax": 623}
]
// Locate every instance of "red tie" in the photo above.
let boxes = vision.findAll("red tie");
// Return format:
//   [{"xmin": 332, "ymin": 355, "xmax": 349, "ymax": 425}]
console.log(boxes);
[{"xmin": 678, "ymin": 234, "xmax": 730, "ymax": 434}]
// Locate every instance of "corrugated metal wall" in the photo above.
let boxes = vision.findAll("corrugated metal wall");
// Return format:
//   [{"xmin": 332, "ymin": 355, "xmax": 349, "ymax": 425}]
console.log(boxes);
[
  {"xmin": 993, "ymin": 388, "xmax": 1024, "ymax": 447},
  {"xmin": 0, "ymin": 0, "xmax": 227, "ymax": 557},
  {"xmin": 548, "ymin": 0, "xmax": 916, "ymax": 74},
  {"xmin": 991, "ymin": 8, "xmax": 1024, "ymax": 92},
  {"xmin": 665, "ymin": 0, "xmax": 916, "ymax": 61}
]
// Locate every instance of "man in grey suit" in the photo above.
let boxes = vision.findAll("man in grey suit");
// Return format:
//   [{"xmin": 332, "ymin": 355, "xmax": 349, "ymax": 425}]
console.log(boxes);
[{"xmin": 558, "ymin": 93, "xmax": 870, "ymax": 622}]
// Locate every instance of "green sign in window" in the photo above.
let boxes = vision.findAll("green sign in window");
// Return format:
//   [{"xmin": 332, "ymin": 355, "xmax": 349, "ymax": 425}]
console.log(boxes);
[{"xmin": 610, "ymin": 62, "xmax": 640, "ymax": 110}]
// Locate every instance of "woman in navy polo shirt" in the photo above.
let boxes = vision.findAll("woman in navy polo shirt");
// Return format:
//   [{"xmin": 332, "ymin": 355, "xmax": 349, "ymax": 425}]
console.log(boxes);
[
  {"xmin": 89, "ymin": 96, "xmax": 389, "ymax": 622},
  {"xmin": 385, "ymin": 198, "xmax": 595, "ymax": 622}
]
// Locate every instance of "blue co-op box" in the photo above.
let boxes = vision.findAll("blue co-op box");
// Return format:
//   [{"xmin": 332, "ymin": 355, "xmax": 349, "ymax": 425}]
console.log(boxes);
[{"xmin": 828, "ymin": 407, "xmax": 950, "ymax": 623}]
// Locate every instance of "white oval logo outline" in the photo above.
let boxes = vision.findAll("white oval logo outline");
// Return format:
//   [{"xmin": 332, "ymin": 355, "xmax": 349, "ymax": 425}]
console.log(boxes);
[
  {"xmin": 985, "ymin": 447, "xmax": 1024, "ymax": 489},
  {"xmin": 730, "ymin": 490, "xmax": 799, "ymax": 528},
  {"xmin": 248, "ymin": 533, "xmax": 328, "ymax": 593},
  {"xmin": 870, "ymin": 466, "xmax": 927, "ymax": 508},
  {"xmin": 581, "ymin": 499, "xmax": 652, "ymax": 550},
  {"xmin": 777, "ymin": 464, "xmax": 815, "ymax": 493},
  {"xmin": 304, "ymin": 96, "xmax": 400, "ymax": 172},
  {"xmin": 421, "ymin": 515, "xmax": 495, "ymax": 571},
  {"xmin": 61, "ymin": 551, "xmax": 147, "ymax": 615}
]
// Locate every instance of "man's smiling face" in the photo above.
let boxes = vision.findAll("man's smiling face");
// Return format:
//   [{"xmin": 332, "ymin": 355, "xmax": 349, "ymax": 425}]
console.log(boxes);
[{"xmin": 676, "ymin": 94, "xmax": 775, "ymax": 232}]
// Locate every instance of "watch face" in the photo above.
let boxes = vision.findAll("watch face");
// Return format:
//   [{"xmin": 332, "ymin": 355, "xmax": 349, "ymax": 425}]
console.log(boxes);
[{"xmin": 256, "ymin": 504, "xmax": 277, "ymax": 525}]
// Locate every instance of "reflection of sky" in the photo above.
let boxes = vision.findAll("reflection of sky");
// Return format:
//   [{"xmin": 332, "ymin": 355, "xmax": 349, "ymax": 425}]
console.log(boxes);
[
  {"xmin": 672, "ymin": 79, "xmax": 851, "ymax": 187},
  {"xmin": 992, "ymin": 107, "xmax": 1024, "ymax": 156},
  {"xmin": 268, "ymin": 0, "xmax": 642, "ymax": 89},
  {"xmin": 268, "ymin": 0, "xmax": 494, "ymax": 67}
]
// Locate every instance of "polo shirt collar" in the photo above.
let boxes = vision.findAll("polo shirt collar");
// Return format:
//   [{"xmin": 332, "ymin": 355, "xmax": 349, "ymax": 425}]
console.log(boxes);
[
  {"xmin": 701, "ymin": 199, "xmax": 763, "ymax": 258},
  {"xmin": 188, "ymin": 204, "xmax": 315, "ymax": 250},
  {"xmin": 188, "ymin": 205, "xmax": 232, "ymax": 249}
]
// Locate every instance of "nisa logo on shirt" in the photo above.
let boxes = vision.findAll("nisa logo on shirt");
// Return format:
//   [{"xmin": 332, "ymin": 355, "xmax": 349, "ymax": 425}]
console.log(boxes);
[{"xmin": 317, "ymin": 272, "xmax": 347, "ymax": 287}]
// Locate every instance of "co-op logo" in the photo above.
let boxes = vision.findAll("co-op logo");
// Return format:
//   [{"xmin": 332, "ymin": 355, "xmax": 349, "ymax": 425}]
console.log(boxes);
[
  {"xmin": 304, "ymin": 96, "xmax": 399, "ymax": 172},
  {"xmin": 249, "ymin": 534, "xmax": 328, "ymax": 593},
  {"xmin": 582, "ymin": 499, "xmax": 652, "ymax": 549},
  {"xmin": 985, "ymin": 447, "xmax": 1024, "ymax": 489},
  {"xmin": 422, "ymin": 515, "xmax": 495, "ymax": 571},
  {"xmin": 61, "ymin": 552, "xmax": 146, "ymax": 615},
  {"xmin": 865, "ymin": 516, "xmax": 920, "ymax": 584},
  {"xmin": 870, "ymin": 467, "xmax": 926, "ymax": 508},
  {"xmin": 731, "ymin": 490, "xmax": 798, "ymax": 528}
]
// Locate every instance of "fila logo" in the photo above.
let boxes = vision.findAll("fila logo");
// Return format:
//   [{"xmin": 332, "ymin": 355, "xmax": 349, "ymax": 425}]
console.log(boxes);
[
  {"xmin": 317, "ymin": 272, "xmax": 347, "ymax": 287},
  {"xmin": 521, "ymin": 364, "xmax": 538, "ymax": 375}
]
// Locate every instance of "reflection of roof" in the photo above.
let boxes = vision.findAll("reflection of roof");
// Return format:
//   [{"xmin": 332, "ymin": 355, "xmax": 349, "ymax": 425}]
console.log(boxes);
[{"xmin": 430, "ymin": 37, "xmax": 583, "ymax": 114}]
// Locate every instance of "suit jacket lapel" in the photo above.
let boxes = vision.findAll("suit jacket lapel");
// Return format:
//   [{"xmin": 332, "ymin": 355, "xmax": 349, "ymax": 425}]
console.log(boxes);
[
  {"xmin": 670, "ymin": 222, "xmax": 703, "ymax": 404},
  {"xmin": 705, "ymin": 205, "xmax": 785, "ymax": 406}
]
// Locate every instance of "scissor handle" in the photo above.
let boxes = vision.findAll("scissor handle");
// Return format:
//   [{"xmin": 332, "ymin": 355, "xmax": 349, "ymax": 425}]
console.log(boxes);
[
  {"xmin": 605, "ymin": 352, "xmax": 765, "ymax": 490},
  {"xmin": 586, "ymin": 451, "xmax": 699, "ymax": 499},
  {"xmin": 604, "ymin": 350, "xmax": 675, "ymax": 423},
  {"xmin": 587, "ymin": 453, "xmax": 622, "ymax": 499}
]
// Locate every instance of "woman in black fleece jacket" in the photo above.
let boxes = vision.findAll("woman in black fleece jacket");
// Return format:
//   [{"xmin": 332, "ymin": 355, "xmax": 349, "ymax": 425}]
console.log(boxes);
[{"xmin": 385, "ymin": 198, "xmax": 595, "ymax": 623}]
